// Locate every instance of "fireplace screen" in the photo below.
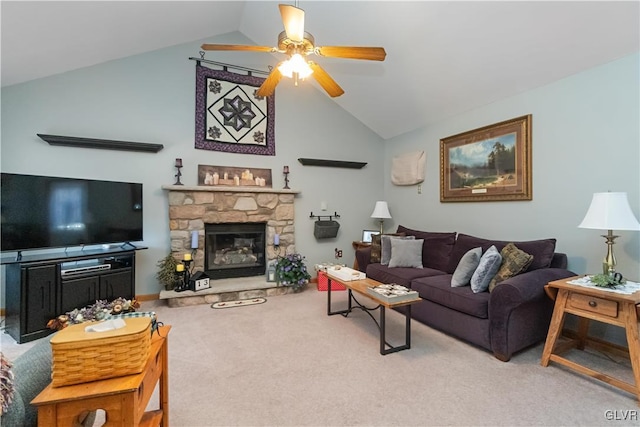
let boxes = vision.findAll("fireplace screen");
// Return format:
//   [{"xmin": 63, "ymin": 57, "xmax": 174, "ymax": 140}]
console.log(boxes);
[{"xmin": 205, "ymin": 223, "xmax": 266, "ymax": 280}]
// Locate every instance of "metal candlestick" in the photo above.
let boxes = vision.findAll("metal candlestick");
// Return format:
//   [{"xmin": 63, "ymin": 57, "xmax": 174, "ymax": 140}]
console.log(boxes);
[
  {"xmin": 174, "ymin": 158, "xmax": 184, "ymax": 185},
  {"xmin": 283, "ymin": 166, "xmax": 290, "ymax": 189}
]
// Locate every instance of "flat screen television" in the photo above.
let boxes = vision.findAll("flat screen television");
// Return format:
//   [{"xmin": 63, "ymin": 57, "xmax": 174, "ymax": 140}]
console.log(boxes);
[{"xmin": 1, "ymin": 173, "xmax": 143, "ymax": 252}]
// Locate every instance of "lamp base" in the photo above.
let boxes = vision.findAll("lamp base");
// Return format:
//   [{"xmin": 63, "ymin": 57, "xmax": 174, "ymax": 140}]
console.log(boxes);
[{"xmin": 601, "ymin": 230, "xmax": 619, "ymax": 275}]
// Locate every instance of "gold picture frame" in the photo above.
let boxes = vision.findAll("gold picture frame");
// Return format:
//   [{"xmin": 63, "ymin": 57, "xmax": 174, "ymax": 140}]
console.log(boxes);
[{"xmin": 440, "ymin": 115, "xmax": 532, "ymax": 202}]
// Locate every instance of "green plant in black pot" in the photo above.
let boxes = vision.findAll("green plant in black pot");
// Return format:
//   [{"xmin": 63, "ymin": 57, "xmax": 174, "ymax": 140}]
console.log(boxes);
[
  {"xmin": 156, "ymin": 253, "xmax": 180, "ymax": 290},
  {"xmin": 275, "ymin": 253, "xmax": 312, "ymax": 292}
]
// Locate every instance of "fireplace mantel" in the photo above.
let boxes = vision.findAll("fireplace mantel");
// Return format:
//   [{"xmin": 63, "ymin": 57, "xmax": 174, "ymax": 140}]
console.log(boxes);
[{"xmin": 162, "ymin": 185, "xmax": 299, "ymax": 194}]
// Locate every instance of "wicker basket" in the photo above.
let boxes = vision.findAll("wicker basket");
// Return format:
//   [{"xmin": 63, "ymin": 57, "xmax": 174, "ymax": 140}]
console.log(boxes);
[
  {"xmin": 50, "ymin": 317, "xmax": 151, "ymax": 387},
  {"xmin": 314, "ymin": 220, "xmax": 340, "ymax": 239}
]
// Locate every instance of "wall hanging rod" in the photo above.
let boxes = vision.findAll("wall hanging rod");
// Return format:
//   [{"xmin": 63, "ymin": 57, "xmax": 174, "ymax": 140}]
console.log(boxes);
[
  {"xmin": 310, "ymin": 212, "xmax": 341, "ymax": 221},
  {"xmin": 189, "ymin": 55, "xmax": 271, "ymax": 76}
]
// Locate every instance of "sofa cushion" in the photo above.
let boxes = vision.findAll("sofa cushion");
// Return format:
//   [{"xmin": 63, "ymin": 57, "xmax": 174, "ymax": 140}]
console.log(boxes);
[
  {"xmin": 447, "ymin": 233, "xmax": 556, "ymax": 273},
  {"xmin": 470, "ymin": 246, "xmax": 502, "ymax": 293},
  {"xmin": 488, "ymin": 243, "xmax": 534, "ymax": 292},
  {"xmin": 412, "ymin": 274, "xmax": 490, "ymax": 319},
  {"xmin": 388, "ymin": 239, "xmax": 424, "ymax": 268},
  {"xmin": 366, "ymin": 264, "xmax": 443, "ymax": 288},
  {"xmin": 396, "ymin": 226, "xmax": 456, "ymax": 271},
  {"xmin": 370, "ymin": 232, "xmax": 405, "ymax": 263},
  {"xmin": 381, "ymin": 235, "xmax": 414, "ymax": 265},
  {"xmin": 451, "ymin": 247, "xmax": 482, "ymax": 287}
]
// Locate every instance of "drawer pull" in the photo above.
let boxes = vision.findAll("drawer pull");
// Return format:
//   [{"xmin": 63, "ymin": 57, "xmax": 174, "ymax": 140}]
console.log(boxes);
[{"xmin": 589, "ymin": 300, "xmax": 597, "ymax": 308}]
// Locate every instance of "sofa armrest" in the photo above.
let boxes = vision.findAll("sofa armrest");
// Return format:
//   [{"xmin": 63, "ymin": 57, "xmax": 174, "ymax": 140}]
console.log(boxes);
[
  {"xmin": 489, "ymin": 267, "xmax": 576, "ymax": 361},
  {"xmin": 550, "ymin": 253, "xmax": 568, "ymax": 269},
  {"xmin": 355, "ymin": 247, "xmax": 373, "ymax": 273},
  {"xmin": 491, "ymin": 268, "xmax": 576, "ymax": 307}
]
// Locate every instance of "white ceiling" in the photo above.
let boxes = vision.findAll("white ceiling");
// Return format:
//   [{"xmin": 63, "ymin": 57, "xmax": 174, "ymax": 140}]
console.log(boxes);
[{"xmin": 2, "ymin": 1, "xmax": 639, "ymax": 140}]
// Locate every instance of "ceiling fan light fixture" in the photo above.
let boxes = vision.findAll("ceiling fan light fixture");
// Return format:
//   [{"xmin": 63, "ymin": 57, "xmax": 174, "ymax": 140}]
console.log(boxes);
[{"xmin": 278, "ymin": 53, "xmax": 313, "ymax": 79}]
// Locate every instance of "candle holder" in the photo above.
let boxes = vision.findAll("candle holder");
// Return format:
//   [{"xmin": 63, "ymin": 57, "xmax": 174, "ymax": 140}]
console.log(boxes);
[
  {"xmin": 174, "ymin": 256, "xmax": 193, "ymax": 292},
  {"xmin": 283, "ymin": 165, "xmax": 290, "ymax": 190},
  {"xmin": 174, "ymin": 158, "xmax": 183, "ymax": 186}
]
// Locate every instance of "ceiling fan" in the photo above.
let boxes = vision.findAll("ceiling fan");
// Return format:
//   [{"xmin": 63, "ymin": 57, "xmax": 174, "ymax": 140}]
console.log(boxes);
[{"xmin": 201, "ymin": 3, "xmax": 386, "ymax": 98}]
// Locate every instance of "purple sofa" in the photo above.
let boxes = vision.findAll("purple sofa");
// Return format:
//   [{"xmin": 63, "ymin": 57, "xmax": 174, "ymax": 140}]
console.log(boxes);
[{"xmin": 355, "ymin": 225, "xmax": 576, "ymax": 361}]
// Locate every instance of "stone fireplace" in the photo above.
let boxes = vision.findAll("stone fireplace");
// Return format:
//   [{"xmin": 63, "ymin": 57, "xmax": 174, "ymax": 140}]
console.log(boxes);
[{"xmin": 161, "ymin": 185, "xmax": 300, "ymax": 303}]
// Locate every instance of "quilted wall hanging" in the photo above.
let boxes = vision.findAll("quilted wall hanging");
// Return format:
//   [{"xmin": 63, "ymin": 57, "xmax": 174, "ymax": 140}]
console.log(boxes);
[{"xmin": 194, "ymin": 64, "xmax": 275, "ymax": 155}]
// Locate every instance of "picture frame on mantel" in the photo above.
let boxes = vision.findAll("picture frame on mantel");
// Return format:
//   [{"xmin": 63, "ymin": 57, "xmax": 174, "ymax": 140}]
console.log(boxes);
[{"xmin": 440, "ymin": 115, "xmax": 532, "ymax": 202}]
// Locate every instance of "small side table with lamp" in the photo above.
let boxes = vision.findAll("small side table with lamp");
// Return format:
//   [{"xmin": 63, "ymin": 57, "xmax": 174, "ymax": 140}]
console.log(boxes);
[{"xmin": 541, "ymin": 191, "xmax": 640, "ymax": 405}]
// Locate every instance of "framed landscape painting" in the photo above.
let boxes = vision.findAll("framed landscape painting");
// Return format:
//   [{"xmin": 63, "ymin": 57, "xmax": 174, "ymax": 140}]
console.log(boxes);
[{"xmin": 440, "ymin": 115, "xmax": 532, "ymax": 202}]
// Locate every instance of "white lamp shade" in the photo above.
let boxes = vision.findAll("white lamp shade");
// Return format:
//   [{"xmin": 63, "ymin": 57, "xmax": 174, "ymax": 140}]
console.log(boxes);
[
  {"xmin": 370, "ymin": 201, "xmax": 392, "ymax": 219},
  {"xmin": 578, "ymin": 192, "xmax": 640, "ymax": 231}
]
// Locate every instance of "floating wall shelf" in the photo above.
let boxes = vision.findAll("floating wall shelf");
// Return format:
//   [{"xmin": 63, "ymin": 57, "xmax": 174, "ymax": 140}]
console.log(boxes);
[
  {"xmin": 298, "ymin": 158, "xmax": 367, "ymax": 169},
  {"xmin": 38, "ymin": 134, "xmax": 164, "ymax": 153}
]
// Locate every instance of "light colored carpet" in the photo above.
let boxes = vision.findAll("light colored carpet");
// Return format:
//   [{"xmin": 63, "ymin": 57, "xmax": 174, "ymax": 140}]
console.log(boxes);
[
  {"xmin": 145, "ymin": 290, "xmax": 637, "ymax": 426},
  {"xmin": 2, "ymin": 289, "xmax": 638, "ymax": 426}
]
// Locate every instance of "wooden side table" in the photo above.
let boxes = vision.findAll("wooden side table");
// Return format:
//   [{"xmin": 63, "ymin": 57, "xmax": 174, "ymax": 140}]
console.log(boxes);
[
  {"xmin": 32, "ymin": 325, "xmax": 171, "ymax": 426},
  {"xmin": 352, "ymin": 241, "xmax": 371, "ymax": 270},
  {"xmin": 541, "ymin": 277, "xmax": 640, "ymax": 405}
]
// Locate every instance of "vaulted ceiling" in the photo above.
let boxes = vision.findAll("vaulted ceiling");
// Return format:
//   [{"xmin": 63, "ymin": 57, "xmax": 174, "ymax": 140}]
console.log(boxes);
[{"xmin": 2, "ymin": 1, "xmax": 638, "ymax": 140}]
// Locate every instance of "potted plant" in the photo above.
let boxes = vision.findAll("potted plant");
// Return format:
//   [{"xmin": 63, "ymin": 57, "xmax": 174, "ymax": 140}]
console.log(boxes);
[
  {"xmin": 156, "ymin": 253, "xmax": 179, "ymax": 290},
  {"xmin": 275, "ymin": 253, "xmax": 312, "ymax": 292}
]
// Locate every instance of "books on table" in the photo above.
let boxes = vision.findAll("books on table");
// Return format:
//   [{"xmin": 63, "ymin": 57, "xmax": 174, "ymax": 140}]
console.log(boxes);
[{"xmin": 366, "ymin": 284, "xmax": 419, "ymax": 303}]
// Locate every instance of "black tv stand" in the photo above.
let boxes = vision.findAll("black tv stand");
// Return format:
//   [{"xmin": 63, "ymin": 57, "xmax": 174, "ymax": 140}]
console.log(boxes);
[
  {"xmin": 121, "ymin": 242, "xmax": 138, "ymax": 249},
  {"xmin": 2, "ymin": 245, "xmax": 146, "ymax": 343}
]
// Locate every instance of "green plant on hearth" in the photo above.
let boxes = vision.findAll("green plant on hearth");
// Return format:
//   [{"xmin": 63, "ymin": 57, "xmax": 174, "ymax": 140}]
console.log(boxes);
[
  {"xmin": 275, "ymin": 253, "xmax": 312, "ymax": 291},
  {"xmin": 156, "ymin": 253, "xmax": 180, "ymax": 290}
]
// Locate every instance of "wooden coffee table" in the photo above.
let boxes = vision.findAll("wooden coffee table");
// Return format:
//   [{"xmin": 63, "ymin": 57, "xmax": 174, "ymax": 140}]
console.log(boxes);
[{"xmin": 326, "ymin": 272, "xmax": 421, "ymax": 355}]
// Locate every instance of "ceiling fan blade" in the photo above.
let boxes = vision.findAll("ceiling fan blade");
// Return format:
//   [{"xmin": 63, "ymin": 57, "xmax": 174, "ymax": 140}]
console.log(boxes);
[
  {"xmin": 308, "ymin": 61, "xmax": 344, "ymax": 98},
  {"xmin": 316, "ymin": 46, "xmax": 387, "ymax": 61},
  {"xmin": 279, "ymin": 4, "xmax": 305, "ymax": 42},
  {"xmin": 200, "ymin": 44, "xmax": 274, "ymax": 53},
  {"xmin": 256, "ymin": 67, "xmax": 283, "ymax": 98}
]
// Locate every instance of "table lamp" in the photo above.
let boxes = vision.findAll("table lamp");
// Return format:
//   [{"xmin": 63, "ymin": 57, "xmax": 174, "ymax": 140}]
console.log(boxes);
[
  {"xmin": 370, "ymin": 201, "xmax": 392, "ymax": 235},
  {"xmin": 578, "ymin": 192, "xmax": 640, "ymax": 275}
]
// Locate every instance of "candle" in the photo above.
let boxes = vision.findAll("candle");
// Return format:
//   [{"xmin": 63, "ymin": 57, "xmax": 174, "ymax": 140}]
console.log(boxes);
[
  {"xmin": 212, "ymin": 172, "xmax": 219, "ymax": 185},
  {"xmin": 176, "ymin": 264, "xmax": 185, "ymax": 272},
  {"xmin": 175, "ymin": 158, "xmax": 183, "ymax": 168},
  {"xmin": 233, "ymin": 175, "xmax": 240, "ymax": 186},
  {"xmin": 191, "ymin": 230, "xmax": 198, "ymax": 249},
  {"xmin": 183, "ymin": 253, "xmax": 192, "ymax": 261},
  {"xmin": 283, "ymin": 165, "xmax": 289, "ymax": 174},
  {"xmin": 274, "ymin": 234, "xmax": 280, "ymax": 245}
]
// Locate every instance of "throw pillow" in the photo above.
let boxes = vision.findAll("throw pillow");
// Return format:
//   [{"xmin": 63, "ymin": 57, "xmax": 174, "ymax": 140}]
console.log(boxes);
[
  {"xmin": 488, "ymin": 243, "xmax": 534, "ymax": 292},
  {"xmin": 381, "ymin": 235, "xmax": 415, "ymax": 265},
  {"xmin": 388, "ymin": 239, "xmax": 424, "ymax": 268},
  {"xmin": 370, "ymin": 232, "xmax": 405, "ymax": 264},
  {"xmin": 396, "ymin": 226, "xmax": 456, "ymax": 271},
  {"xmin": 447, "ymin": 234, "xmax": 557, "ymax": 273},
  {"xmin": 470, "ymin": 246, "xmax": 502, "ymax": 293},
  {"xmin": 451, "ymin": 247, "xmax": 482, "ymax": 287}
]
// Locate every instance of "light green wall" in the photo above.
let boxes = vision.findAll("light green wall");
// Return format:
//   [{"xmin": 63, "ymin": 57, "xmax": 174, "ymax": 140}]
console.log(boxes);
[
  {"xmin": 2, "ymin": 31, "xmax": 638, "ymax": 323},
  {"xmin": 0, "ymin": 31, "xmax": 385, "ymax": 304},
  {"xmin": 382, "ymin": 52, "xmax": 639, "ymax": 280}
]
